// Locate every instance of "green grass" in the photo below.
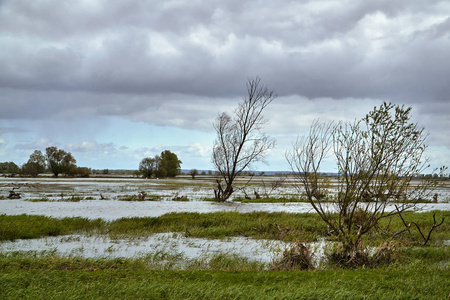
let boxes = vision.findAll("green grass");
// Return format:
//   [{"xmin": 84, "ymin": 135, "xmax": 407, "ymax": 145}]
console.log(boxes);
[
  {"xmin": 1, "ymin": 211, "xmax": 449, "ymax": 245},
  {"xmin": 25, "ymin": 196, "xmax": 102, "ymax": 202},
  {"xmin": 26, "ymin": 198, "xmax": 51, "ymax": 202},
  {"xmin": 1, "ymin": 211, "xmax": 449, "ymax": 299},
  {"xmin": 117, "ymin": 194, "xmax": 163, "ymax": 201},
  {"xmin": 235, "ymin": 196, "xmax": 308, "ymax": 203},
  {"xmin": 0, "ymin": 214, "xmax": 106, "ymax": 241},
  {"xmin": 108, "ymin": 211, "xmax": 327, "ymax": 242},
  {"xmin": 0, "ymin": 250, "xmax": 448, "ymax": 299}
]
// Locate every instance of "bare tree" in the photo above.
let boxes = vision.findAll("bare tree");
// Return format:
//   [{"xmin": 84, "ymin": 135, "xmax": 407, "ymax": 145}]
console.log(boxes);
[
  {"xmin": 212, "ymin": 77, "xmax": 276, "ymax": 201},
  {"xmin": 287, "ymin": 102, "xmax": 440, "ymax": 259}
]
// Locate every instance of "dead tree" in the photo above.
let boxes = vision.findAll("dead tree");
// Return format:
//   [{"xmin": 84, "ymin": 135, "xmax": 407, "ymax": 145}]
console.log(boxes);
[
  {"xmin": 394, "ymin": 206, "xmax": 445, "ymax": 245},
  {"xmin": 8, "ymin": 188, "xmax": 21, "ymax": 199},
  {"xmin": 137, "ymin": 191, "xmax": 146, "ymax": 201},
  {"xmin": 7, "ymin": 185, "xmax": 23, "ymax": 199},
  {"xmin": 212, "ymin": 77, "xmax": 276, "ymax": 201},
  {"xmin": 412, "ymin": 213, "xmax": 445, "ymax": 246}
]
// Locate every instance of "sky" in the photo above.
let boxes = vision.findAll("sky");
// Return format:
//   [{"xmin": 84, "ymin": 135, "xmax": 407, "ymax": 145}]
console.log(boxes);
[{"xmin": 0, "ymin": 0, "xmax": 449, "ymax": 173}]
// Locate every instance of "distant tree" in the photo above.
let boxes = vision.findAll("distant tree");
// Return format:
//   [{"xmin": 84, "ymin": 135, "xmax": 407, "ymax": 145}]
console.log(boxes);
[
  {"xmin": 139, "ymin": 156, "xmax": 160, "ymax": 178},
  {"xmin": 189, "ymin": 169, "xmax": 199, "ymax": 179},
  {"xmin": 212, "ymin": 77, "xmax": 276, "ymax": 201},
  {"xmin": 157, "ymin": 150, "xmax": 182, "ymax": 178},
  {"xmin": 76, "ymin": 167, "xmax": 91, "ymax": 177},
  {"xmin": 139, "ymin": 151, "xmax": 182, "ymax": 178},
  {"xmin": 0, "ymin": 162, "xmax": 19, "ymax": 177},
  {"xmin": 45, "ymin": 146, "xmax": 77, "ymax": 177},
  {"xmin": 21, "ymin": 150, "xmax": 46, "ymax": 177},
  {"xmin": 20, "ymin": 163, "xmax": 38, "ymax": 177},
  {"xmin": 201, "ymin": 171, "xmax": 206, "ymax": 175}
]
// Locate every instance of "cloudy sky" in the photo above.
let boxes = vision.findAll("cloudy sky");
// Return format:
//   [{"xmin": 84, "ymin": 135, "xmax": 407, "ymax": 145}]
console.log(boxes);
[{"xmin": 0, "ymin": 0, "xmax": 449, "ymax": 172}]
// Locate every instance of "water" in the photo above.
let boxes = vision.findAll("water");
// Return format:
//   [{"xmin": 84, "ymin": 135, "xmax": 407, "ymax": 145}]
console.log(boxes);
[
  {"xmin": 1, "ymin": 176, "xmax": 448, "ymax": 220},
  {"xmin": 1, "ymin": 176, "xmax": 448, "ymax": 264},
  {"xmin": 0, "ymin": 233, "xmax": 285, "ymax": 264},
  {"xmin": 2, "ymin": 198, "xmax": 449, "ymax": 220}
]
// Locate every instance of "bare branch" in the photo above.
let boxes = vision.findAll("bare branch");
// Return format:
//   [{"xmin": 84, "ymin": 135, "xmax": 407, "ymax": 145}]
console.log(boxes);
[{"xmin": 212, "ymin": 77, "xmax": 276, "ymax": 201}]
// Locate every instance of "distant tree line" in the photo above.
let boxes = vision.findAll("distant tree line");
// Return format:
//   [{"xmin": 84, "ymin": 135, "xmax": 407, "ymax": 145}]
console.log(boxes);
[
  {"xmin": 0, "ymin": 147, "xmax": 90, "ymax": 177},
  {"xmin": 1, "ymin": 148, "xmax": 184, "ymax": 179}
]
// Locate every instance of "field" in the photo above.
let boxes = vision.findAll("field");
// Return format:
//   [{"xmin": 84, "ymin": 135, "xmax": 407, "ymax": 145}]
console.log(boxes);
[{"xmin": 1, "ymin": 175, "xmax": 449, "ymax": 299}]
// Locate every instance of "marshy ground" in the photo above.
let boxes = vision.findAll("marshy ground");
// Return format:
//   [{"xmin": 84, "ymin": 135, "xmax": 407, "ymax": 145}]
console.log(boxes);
[{"xmin": 0, "ymin": 175, "xmax": 449, "ymax": 299}]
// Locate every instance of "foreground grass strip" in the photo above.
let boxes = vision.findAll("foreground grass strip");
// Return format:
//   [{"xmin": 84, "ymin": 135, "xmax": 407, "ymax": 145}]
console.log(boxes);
[{"xmin": 0, "ymin": 260, "xmax": 448, "ymax": 299}]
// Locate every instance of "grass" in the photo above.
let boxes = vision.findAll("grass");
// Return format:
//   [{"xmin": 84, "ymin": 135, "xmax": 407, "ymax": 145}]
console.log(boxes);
[
  {"xmin": 235, "ymin": 196, "xmax": 309, "ymax": 203},
  {"xmin": 26, "ymin": 198, "xmax": 51, "ymax": 202},
  {"xmin": 108, "ymin": 211, "xmax": 327, "ymax": 242},
  {"xmin": 0, "ymin": 211, "xmax": 449, "ymax": 299},
  {"xmin": 0, "ymin": 214, "xmax": 106, "ymax": 241},
  {"xmin": 1, "ymin": 211, "xmax": 449, "ymax": 245},
  {"xmin": 117, "ymin": 194, "xmax": 163, "ymax": 201},
  {"xmin": 0, "ymin": 249, "xmax": 448, "ymax": 299},
  {"xmin": 26, "ymin": 195, "xmax": 94, "ymax": 202}
]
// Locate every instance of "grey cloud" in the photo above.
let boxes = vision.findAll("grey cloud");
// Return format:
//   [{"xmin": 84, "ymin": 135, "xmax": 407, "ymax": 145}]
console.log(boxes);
[
  {"xmin": 2, "ymin": 0, "xmax": 449, "ymax": 103},
  {"xmin": 66, "ymin": 141, "xmax": 116, "ymax": 153},
  {"xmin": 13, "ymin": 138, "xmax": 58, "ymax": 151},
  {"xmin": 1, "ymin": 0, "xmax": 449, "ymax": 156}
]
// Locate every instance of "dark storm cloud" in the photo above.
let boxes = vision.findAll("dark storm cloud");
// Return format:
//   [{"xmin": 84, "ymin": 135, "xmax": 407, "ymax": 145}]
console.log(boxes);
[
  {"xmin": 0, "ymin": 0, "xmax": 449, "ymax": 133},
  {"xmin": 0, "ymin": 0, "xmax": 448, "ymax": 97}
]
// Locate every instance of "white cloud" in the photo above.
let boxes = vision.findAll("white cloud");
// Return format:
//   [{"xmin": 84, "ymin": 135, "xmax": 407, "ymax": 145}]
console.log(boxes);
[
  {"xmin": 14, "ymin": 138, "xmax": 56, "ymax": 151},
  {"xmin": 0, "ymin": 0, "xmax": 449, "ymax": 170}
]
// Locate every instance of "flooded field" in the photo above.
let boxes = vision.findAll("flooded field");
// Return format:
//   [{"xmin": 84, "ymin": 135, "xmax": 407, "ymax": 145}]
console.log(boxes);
[
  {"xmin": 1, "ymin": 175, "xmax": 449, "ymax": 219},
  {"xmin": 1, "ymin": 175, "xmax": 449, "ymax": 263},
  {"xmin": 0, "ymin": 233, "xmax": 286, "ymax": 265}
]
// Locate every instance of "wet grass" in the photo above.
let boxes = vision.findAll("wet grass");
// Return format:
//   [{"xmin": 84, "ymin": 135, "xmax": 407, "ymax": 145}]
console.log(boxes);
[
  {"xmin": 25, "ymin": 195, "xmax": 92, "ymax": 202},
  {"xmin": 1, "ymin": 211, "xmax": 448, "ymax": 246},
  {"xmin": 235, "ymin": 196, "xmax": 309, "ymax": 203},
  {"xmin": 117, "ymin": 194, "xmax": 163, "ymax": 201},
  {"xmin": 0, "ymin": 214, "xmax": 106, "ymax": 241},
  {"xmin": 1, "ymin": 210, "xmax": 449, "ymax": 299},
  {"xmin": 108, "ymin": 211, "xmax": 327, "ymax": 242},
  {"xmin": 26, "ymin": 198, "xmax": 51, "ymax": 202},
  {"xmin": 0, "ymin": 249, "xmax": 448, "ymax": 299}
]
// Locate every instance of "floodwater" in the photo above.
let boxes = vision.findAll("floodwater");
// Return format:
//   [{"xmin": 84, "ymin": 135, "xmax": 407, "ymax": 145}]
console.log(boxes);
[
  {"xmin": 1, "ymin": 176, "xmax": 449, "ymax": 220},
  {"xmin": 0, "ymin": 233, "xmax": 286, "ymax": 264},
  {"xmin": 1, "ymin": 199, "xmax": 449, "ymax": 220},
  {"xmin": 1, "ymin": 176, "xmax": 449, "ymax": 263}
]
